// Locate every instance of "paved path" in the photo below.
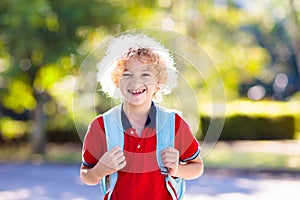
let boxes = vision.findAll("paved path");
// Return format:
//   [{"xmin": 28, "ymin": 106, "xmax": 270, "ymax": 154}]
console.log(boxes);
[{"xmin": 0, "ymin": 163, "xmax": 299, "ymax": 200}]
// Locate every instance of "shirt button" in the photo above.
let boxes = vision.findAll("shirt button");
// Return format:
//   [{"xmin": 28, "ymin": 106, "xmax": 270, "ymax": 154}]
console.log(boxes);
[
  {"xmin": 137, "ymin": 144, "xmax": 141, "ymax": 149},
  {"xmin": 130, "ymin": 130, "xmax": 134, "ymax": 134}
]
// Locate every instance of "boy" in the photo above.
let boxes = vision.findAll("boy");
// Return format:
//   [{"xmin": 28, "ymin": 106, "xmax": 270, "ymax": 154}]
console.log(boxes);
[{"xmin": 80, "ymin": 34, "xmax": 204, "ymax": 200}]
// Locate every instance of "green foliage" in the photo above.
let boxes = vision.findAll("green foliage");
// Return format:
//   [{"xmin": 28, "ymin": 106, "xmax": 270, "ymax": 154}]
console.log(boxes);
[
  {"xmin": 2, "ymin": 80, "xmax": 36, "ymax": 113},
  {"xmin": 0, "ymin": 0, "xmax": 134, "ymax": 143},
  {"xmin": 0, "ymin": 117, "xmax": 33, "ymax": 140},
  {"xmin": 200, "ymin": 115, "xmax": 295, "ymax": 140},
  {"xmin": 198, "ymin": 100, "xmax": 300, "ymax": 140}
]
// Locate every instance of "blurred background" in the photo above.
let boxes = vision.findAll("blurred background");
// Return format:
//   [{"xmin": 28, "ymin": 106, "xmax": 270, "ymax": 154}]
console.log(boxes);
[{"xmin": 0, "ymin": 0, "xmax": 300, "ymax": 199}]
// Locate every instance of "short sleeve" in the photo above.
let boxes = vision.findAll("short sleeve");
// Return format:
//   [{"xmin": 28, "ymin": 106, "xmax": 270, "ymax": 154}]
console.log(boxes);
[
  {"xmin": 82, "ymin": 116, "xmax": 107, "ymax": 167},
  {"xmin": 174, "ymin": 114, "xmax": 200, "ymax": 162}
]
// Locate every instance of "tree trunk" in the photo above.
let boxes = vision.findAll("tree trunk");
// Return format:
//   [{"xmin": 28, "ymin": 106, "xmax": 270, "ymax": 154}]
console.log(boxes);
[{"xmin": 31, "ymin": 93, "xmax": 47, "ymax": 154}]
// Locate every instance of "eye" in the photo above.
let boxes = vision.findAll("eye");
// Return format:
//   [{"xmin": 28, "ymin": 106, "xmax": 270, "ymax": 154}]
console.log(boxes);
[
  {"xmin": 122, "ymin": 72, "xmax": 132, "ymax": 77},
  {"xmin": 142, "ymin": 73, "xmax": 151, "ymax": 77}
]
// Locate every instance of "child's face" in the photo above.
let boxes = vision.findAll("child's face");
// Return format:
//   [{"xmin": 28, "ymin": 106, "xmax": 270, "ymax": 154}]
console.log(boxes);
[{"xmin": 119, "ymin": 57, "xmax": 159, "ymax": 107}]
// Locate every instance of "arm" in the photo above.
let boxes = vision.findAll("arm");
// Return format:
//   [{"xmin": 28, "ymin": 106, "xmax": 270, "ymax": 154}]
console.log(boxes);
[
  {"xmin": 164, "ymin": 114, "xmax": 204, "ymax": 180},
  {"xmin": 80, "ymin": 162, "xmax": 112, "ymax": 186},
  {"xmin": 80, "ymin": 146, "xmax": 126, "ymax": 185},
  {"xmin": 161, "ymin": 148, "xmax": 204, "ymax": 180},
  {"xmin": 175, "ymin": 155, "xmax": 204, "ymax": 180}
]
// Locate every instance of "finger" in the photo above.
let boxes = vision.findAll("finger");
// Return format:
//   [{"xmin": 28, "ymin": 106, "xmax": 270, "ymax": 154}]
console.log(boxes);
[
  {"xmin": 163, "ymin": 162, "xmax": 176, "ymax": 169},
  {"xmin": 161, "ymin": 147, "xmax": 174, "ymax": 154},
  {"xmin": 115, "ymin": 154, "xmax": 126, "ymax": 164},
  {"xmin": 162, "ymin": 156, "xmax": 177, "ymax": 163},
  {"xmin": 110, "ymin": 146, "xmax": 122, "ymax": 154},
  {"xmin": 163, "ymin": 163, "xmax": 177, "ymax": 172},
  {"xmin": 117, "ymin": 160, "xmax": 126, "ymax": 170},
  {"xmin": 162, "ymin": 160, "xmax": 178, "ymax": 169},
  {"xmin": 114, "ymin": 150, "xmax": 125, "ymax": 162},
  {"xmin": 162, "ymin": 153, "xmax": 179, "ymax": 164},
  {"xmin": 161, "ymin": 152, "xmax": 178, "ymax": 161},
  {"xmin": 162, "ymin": 147, "xmax": 178, "ymax": 152},
  {"xmin": 162, "ymin": 152, "xmax": 176, "ymax": 159},
  {"xmin": 161, "ymin": 148, "xmax": 179, "ymax": 157}
]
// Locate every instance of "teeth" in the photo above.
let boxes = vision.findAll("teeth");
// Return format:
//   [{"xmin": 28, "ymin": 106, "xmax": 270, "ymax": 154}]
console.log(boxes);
[{"xmin": 129, "ymin": 89, "xmax": 145, "ymax": 94}]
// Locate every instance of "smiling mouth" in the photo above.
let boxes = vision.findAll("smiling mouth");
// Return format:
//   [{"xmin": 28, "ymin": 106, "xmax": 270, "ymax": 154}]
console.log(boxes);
[{"xmin": 128, "ymin": 88, "xmax": 146, "ymax": 95}]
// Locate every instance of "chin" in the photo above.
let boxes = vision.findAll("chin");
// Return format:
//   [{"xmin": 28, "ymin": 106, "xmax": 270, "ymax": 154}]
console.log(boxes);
[{"xmin": 126, "ymin": 99, "xmax": 151, "ymax": 107}]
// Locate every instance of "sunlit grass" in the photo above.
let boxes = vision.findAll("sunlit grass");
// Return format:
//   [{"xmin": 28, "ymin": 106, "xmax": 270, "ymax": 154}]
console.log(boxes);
[
  {"xmin": 1, "ymin": 141, "xmax": 299, "ymax": 172},
  {"xmin": 205, "ymin": 151, "xmax": 300, "ymax": 170},
  {"xmin": 0, "ymin": 143, "xmax": 81, "ymax": 164},
  {"xmin": 204, "ymin": 141, "xmax": 300, "ymax": 171},
  {"xmin": 0, "ymin": 143, "xmax": 31, "ymax": 163},
  {"xmin": 45, "ymin": 143, "xmax": 82, "ymax": 164}
]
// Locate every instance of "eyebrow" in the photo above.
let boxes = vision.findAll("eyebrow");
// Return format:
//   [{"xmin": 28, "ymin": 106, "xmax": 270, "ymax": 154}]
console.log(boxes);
[{"xmin": 124, "ymin": 67, "xmax": 152, "ymax": 72}]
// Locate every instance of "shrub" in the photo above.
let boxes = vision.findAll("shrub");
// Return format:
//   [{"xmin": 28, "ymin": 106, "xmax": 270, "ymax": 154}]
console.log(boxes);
[{"xmin": 198, "ymin": 114, "xmax": 295, "ymax": 140}]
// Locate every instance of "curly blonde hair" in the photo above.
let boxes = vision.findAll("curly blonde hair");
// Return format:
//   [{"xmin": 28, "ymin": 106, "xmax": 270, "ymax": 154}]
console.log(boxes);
[{"xmin": 97, "ymin": 34, "xmax": 178, "ymax": 102}]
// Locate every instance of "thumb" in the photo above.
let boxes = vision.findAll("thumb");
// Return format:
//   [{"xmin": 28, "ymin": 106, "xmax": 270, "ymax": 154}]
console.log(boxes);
[{"xmin": 109, "ymin": 145, "xmax": 122, "ymax": 154}]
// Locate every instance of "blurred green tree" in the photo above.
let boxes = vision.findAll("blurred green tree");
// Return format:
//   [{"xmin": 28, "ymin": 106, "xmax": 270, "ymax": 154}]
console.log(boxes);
[
  {"xmin": 0, "ymin": 0, "xmax": 134, "ymax": 153},
  {"xmin": 237, "ymin": 0, "xmax": 300, "ymax": 100}
]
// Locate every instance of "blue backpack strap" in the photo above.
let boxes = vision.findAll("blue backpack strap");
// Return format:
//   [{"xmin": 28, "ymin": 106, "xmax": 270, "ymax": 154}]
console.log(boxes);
[
  {"xmin": 102, "ymin": 105, "xmax": 123, "ymax": 200},
  {"xmin": 156, "ymin": 105, "xmax": 175, "ymax": 170},
  {"xmin": 156, "ymin": 105, "xmax": 186, "ymax": 200}
]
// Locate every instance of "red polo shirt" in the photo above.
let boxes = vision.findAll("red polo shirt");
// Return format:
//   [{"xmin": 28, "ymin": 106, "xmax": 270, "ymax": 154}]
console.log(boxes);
[{"xmin": 82, "ymin": 105, "xmax": 200, "ymax": 200}]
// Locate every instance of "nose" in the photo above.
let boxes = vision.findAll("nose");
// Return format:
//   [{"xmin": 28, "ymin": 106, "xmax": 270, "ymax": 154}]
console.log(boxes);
[{"xmin": 130, "ymin": 74, "xmax": 143, "ymax": 84}]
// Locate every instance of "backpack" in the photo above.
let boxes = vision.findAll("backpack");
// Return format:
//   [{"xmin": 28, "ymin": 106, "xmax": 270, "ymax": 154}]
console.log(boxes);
[{"xmin": 101, "ymin": 104, "xmax": 186, "ymax": 200}]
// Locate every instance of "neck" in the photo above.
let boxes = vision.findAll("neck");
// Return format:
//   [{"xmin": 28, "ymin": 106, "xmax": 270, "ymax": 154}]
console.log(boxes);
[
  {"xmin": 123, "ymin": 101, "xmax": 152, "ymax": 117},
  {"xmin": 122, "ymin": 101, "xmax": 152, "ymax": 129}
]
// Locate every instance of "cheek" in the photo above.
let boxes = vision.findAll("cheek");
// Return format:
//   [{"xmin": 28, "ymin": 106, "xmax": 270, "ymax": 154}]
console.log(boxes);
[
  {"xmin": 118, "ymin": 79, "xmax": 125, "ymax": 88},
  {"xmin": 148, "ymin": 82, "xmax": 159, "ymax": 93},
  {"xmin": 145, "ymin": 76, "xmax": 159, "ymax": 84},
  {"xmin": 145, "ymin": 82, "xmax": 159, "ymax": 92}
]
